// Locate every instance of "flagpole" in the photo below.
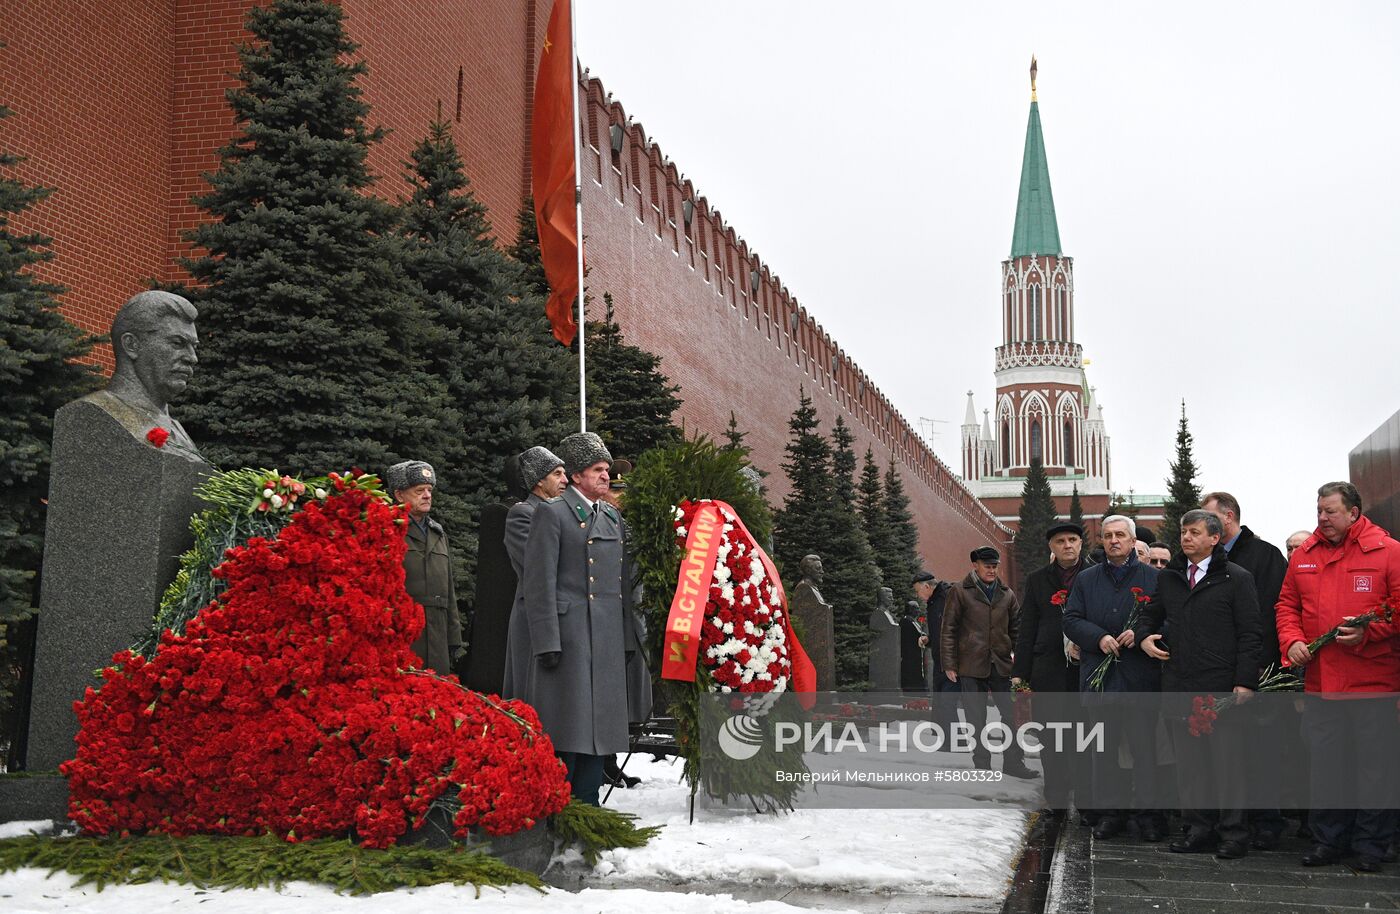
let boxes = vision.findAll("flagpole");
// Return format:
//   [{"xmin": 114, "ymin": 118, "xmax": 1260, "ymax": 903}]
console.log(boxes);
[{"xmin": 569, "ymin": 0, "xmax": 587, "ymax": 433}]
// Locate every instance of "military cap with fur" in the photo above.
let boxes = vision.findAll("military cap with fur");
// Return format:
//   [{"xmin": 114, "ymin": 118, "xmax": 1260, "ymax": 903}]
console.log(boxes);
[
  {"xmin": 385, "ymin": 460, "xmax": 435, "ymax": 495},
  {"xmin": 518, "ymin": 446, "xmax": 565, "ymax": 492},
  {"xmin": 556, "ymin": 432, "xmax": 612, "ymax": 477}
]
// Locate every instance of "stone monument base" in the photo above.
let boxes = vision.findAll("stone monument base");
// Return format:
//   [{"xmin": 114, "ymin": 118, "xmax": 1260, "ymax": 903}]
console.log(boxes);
[{"xmin": 0, "ymin": 774, "xmax": 69, "ymax": 824}]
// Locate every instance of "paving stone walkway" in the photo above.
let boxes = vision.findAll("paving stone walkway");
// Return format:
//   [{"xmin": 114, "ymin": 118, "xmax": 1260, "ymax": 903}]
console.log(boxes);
[{"xmin": 1049, "ymin": 821, "xmax": 1400, "ymax": 913}]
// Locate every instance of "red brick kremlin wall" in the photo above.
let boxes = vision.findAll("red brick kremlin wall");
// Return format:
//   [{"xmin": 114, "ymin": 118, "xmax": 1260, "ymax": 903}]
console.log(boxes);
[{"xmin": 0, "ymin": 0, "xmax": 1011, "ymax": 580}]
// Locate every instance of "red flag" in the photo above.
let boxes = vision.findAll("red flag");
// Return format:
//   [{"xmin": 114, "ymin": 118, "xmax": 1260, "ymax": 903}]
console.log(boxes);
[{"xmin": 531, "ymin": 0, "xmax": 581, "ymax": 346}]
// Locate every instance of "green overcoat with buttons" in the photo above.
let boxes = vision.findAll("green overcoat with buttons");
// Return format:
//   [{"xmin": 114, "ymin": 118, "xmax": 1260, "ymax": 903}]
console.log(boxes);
[
  {"xmin": 516, "ymin": 486, "xmax": 633, "ymax": 755},
  {"xmin": 403, "ymin": 515, "xmax": 462, "ymax": 675}
]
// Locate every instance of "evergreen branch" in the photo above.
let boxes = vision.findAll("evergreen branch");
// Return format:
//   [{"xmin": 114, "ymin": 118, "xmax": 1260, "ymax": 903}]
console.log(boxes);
[
  {"xmin": 549, "ymin": 799, "xmax": 662, "ymax": 866},
  {"xmin": 0, "ymin": 833, "xmax": 543, "ymax": 896}
]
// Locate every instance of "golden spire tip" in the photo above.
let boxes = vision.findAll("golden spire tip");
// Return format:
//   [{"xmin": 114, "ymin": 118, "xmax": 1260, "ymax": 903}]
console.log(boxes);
[{"xmin": 1030, "ymin": 55, "xmax": 1038, "ymax": 101}]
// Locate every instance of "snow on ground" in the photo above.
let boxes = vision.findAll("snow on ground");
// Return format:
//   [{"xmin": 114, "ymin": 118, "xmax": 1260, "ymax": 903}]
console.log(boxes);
[
  {"xmin": 582, "ymin": 755, "xmax": 1028, "ymax": 898},
  {"xmin": 0, "ymin": 869, "xmax": 861, "ymax": 914},
  {"xmin": 0, "ymin": 754, "xmax": 1028, "ymax": 911}
]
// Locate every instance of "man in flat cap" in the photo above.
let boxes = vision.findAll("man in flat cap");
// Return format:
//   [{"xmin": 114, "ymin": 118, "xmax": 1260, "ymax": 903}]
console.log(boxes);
[
  {"xmin": 940, "ymin": 546, "xmax": 1036, "ymax": 778},
  {"xmin": 387, "ymin": 460, "xmax": 463, "ymax": 675},
  {"xmin": 515, "ymin": 432, "xmax": 636, "ymax": 804},
  {"xmin": 502, "ymin": 446, "xmax": 566, "ymax": 698},
  {"xmin": 1013, "ymin": 522, "xmax": 1094, "ymax": 817}
]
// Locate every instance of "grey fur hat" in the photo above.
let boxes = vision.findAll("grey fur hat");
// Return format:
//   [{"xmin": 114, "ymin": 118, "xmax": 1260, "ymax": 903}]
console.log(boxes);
[
  {"xmin": 385, "ymin": 460, "xmax": 436, "ymax": 494},
  {"xmin": 518, "ymin": 446, "xmax": 564, "ymax": 492},
  {"xmin": 557, "ymin": 432, "xmax": 612, "ymax": 477}
]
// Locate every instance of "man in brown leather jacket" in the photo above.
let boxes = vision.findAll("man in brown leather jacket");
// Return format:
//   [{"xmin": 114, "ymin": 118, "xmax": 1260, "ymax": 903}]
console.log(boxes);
[{"xmin": 940, "ymin": 546, "xmax": 1036, "ymax": 778}]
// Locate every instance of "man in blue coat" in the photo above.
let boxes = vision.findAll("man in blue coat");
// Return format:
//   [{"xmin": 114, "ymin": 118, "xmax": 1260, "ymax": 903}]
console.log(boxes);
[{"xmin": 1063, "ymin": 514, "xmax": 1165, "ymax": 841}]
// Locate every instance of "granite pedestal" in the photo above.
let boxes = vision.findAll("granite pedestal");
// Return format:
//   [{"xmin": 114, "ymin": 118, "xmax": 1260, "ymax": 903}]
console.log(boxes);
[{"xmin": 25, "ymin": 399, "xmax": 207, "ymax": 772}]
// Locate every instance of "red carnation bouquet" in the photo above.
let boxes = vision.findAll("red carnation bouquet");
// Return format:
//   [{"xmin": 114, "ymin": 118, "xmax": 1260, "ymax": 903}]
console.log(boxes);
[
  {"xmin": 63, "ymin": 479, "xmax": 569, "ymax": 848},
  {"xmin": 1281, "ymin": 603, "xmax": 1396, "ymax": 668},
  {"xmin": 1188, "ymin": 665, "xmax": 1302, "ymax": 736},
  {"xmin": 1088, "ymin": 587, "xmax": 1151, "ymax": 691}
]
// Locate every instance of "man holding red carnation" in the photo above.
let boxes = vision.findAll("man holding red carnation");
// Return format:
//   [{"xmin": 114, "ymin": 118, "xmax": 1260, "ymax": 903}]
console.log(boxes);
[
  {"xmin": 1136, "ymin": 508, "xmax": 1261, "ymax": 859},
  {"xmin": 1276, "ymin": 481, "xmax": 1400, "ymax": 871}
]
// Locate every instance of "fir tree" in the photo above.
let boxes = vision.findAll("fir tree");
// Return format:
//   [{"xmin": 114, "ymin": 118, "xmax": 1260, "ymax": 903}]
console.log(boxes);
[
  {"xmin": 720, "ymin": 411, "xmax": 748, "ymax": 454},
  {"xmin": 830, "ymin": 417, "xmax": 859, "ymax": 506},
  {"xmin": 773, "ymin": 388, "xmax": 834, "ymax": 583},
  {"xmin": 823, "ymin": 417, "xmax": 877, "ymax": 684},
  {"xmin": 0, "ymin": 101, "xmax": 99, "ymax": 730},
  {"xmin": 508, "ymin": 197, "xmax": 547, "ymax": 298},
  {"xmin": 1160, "ymin": 401, "xmax": 1203, "ymax": 551},
  {"xmin": 179, "ymin": 0, "xmax": 448, "ymax": 475},
  {"xmin": 1013, "ymin": 459, "xmax": 1057, "ymax": 589},
  {"xmin": 856, "ymin": 448, "xmax": 892, "ymax": 574},
  {"xmin": 1068, "ymin": 483, "xmax": 1085, "ymax": 532},
  {"xmin": 720, "ymin": 410, "xmax": 766, "ymax": 488},
  {"xmin": 882, "ymin": 457, "xmax": 922, "ymax": 590},
  {"xmin": 395, "ymin": 116, "xmax": 575, "ymax": 597},
  {"xmin": 582, "ymin": 294, "xmax": 681, "ymax": 460}
]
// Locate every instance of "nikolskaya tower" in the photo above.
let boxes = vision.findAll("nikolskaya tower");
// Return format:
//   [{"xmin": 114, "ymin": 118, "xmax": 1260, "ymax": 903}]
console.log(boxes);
[{"xmin": 961, "ymin": 58, "xmax": 1112, "ymax": 529}]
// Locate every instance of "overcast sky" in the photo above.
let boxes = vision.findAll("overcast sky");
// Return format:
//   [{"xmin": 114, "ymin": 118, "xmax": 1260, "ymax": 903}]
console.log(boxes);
[{"xmin": 577, "ymin": 1, "xmax": 1400, "ymax": 547}]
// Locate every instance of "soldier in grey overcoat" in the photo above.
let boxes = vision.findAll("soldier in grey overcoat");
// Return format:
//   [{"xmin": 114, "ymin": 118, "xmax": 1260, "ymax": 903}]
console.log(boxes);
[
  {"xmin": 502, "ymin": 446, "xmax": 565, "ymax": 698},
  {"xmin": 387, "ymin": 460, "xmax": 463, "ymax": 676},
  {"xmin": 515, "ymin": 433, "xmax": 634, "ymax": 804}
]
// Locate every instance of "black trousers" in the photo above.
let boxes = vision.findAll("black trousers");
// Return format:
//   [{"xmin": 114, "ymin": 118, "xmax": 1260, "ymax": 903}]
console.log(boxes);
[
  {"xmin": 1245, "ymin": 696, "xmax": 1294, "ymax": 838},
  {"xmin": 1031, "ymin": 663, "xmax": 1081, "ymax": 810},
  {"xmin": 958, "ymin": 674, "xmax": 1024, "ymax": 768},
  {"xmin": 559, "ymin": 752, "xmax": 607, "ymax": 806},
  {"xmin": 1171, "ymin": 712, "xmax": 1248, "ymax": 843},
  {"xmin": 1093, "ymin": 704, "xmax": 1162, "ymax": 824},
  {"xmin": 1303, "ymin": 697, "xmax": 1398, "ymax": 859}
]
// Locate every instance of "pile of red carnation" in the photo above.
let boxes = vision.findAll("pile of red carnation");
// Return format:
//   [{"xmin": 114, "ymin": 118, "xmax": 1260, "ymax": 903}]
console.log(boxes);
[{"xmin": 61, "ymin": 482, "xmax": 570, "ymax": 848}]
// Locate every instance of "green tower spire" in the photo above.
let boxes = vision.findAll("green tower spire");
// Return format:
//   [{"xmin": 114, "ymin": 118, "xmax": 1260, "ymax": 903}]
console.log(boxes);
[{"xmin": 1009, "ymin": 56, "xmax": 1062, "ymax": 258}]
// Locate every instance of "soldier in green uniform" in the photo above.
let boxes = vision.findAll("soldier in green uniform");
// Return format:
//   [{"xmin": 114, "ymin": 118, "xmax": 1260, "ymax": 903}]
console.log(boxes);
[{"xmin": 386, "ymin": 460, "xmax": 463, "ymax": 675}]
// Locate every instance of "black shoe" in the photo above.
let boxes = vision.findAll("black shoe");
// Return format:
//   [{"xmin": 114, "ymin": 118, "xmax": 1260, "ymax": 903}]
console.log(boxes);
[
  {"xmin": 1093, "ymin": 818, "xmax": 1123, "ymax": 840},
  {"xmin": 1215, "ymin": 840, "xmax": 1249, "ymax": 860},
  {"xmin": 1301, "ymin": 845, "xmax": 1347, "ymax": 867},
  {"xmin": 1170, "ymin": 832, "xmax": 1218, "ymax": 854},
  {"xmin": 1250, "ymin": 831, "xmax": 1281, "ymax": 851},
  {"xmin": 1003, "ymin": 760, "xmax": 1038, "ymax": 780},
  {"xmin": 1354, "ymin": 855, "xmax": 1383, "ymax": 873},
  {"xmin": 1140, "ymin": 822, "xmax": 1166, "ymax": 843}
]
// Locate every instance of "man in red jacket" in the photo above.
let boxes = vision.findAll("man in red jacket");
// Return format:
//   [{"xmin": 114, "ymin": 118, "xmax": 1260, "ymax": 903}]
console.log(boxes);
[{"xmin": 1276, "ymin": 481, "xmax": 1400, "ymax": 871}]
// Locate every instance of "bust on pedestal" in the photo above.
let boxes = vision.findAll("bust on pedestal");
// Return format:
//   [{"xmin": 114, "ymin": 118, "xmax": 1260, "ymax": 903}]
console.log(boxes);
[
  {"xmin": 790, "ymin": 554, "xmax": 836, "ymax": 691},
  {"xmin": 25, "ymin": 291, "xmax": 210, "ymax": 772},
  {"xmin": 868, "ymin": 586, "xmax": 901, "ymax": 691}
]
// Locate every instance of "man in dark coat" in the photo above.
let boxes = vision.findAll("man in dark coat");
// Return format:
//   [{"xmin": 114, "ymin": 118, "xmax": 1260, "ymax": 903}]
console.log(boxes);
[
  {"xmin": 940, "ymin": 547, "xmax": 1036, "ymax": 778},
  {"xmin": 1201, "ymin": 491, "xmax": 1293, "ymax": 848},
  {"xmin": 513, "ymin": 432, "xmax": 635, "ymax": 805},
  {"xmin": 1013, "ymin": 522, "xmax": 1093, "ymax": 816},
  {"xmin": 913, "ymin": 571, "xmax": 957, "ymax": 725},
  {"xmin": 1062, "ymin": 514, "xmax": 1165, "ymax": 841},
  {"xmin": 501, "ymin": 446, "xmax": 565, "ymax": 697},
  {"xmin": 387, "ymin": 460, "xmax": 463, "ymax": 676},
  {"xmin": 1137, "ymin": 508, "xmax": 1262, "ymax": 859}
]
